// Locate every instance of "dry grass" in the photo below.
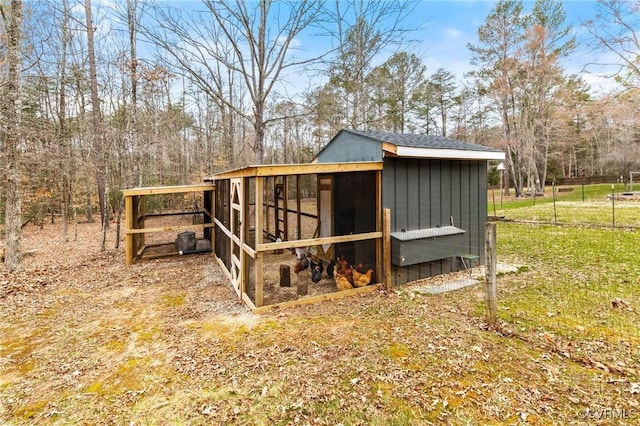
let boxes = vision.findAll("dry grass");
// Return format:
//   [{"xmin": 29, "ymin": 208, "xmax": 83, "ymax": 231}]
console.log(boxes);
[{"xmin": 1, "ymin": 221, "xmax": 639, "ymax": 425}]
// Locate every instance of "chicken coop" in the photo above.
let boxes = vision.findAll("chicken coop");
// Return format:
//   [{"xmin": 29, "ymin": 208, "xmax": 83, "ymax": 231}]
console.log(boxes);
[
  {"xmin": 314, "ymin": 129, "xmax": 505, "ymax": 285},
  {"xmin": 208, "ymin": 162, "xmax": 385, "ymax": 312},
  {"xmin": 124, "ymin": 129, "xmax": 504, "ymax": 312}
]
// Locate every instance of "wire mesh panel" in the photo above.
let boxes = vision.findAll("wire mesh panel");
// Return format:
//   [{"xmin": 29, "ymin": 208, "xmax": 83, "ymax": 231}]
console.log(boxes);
[{"xmin": 496, "ymin": 222, "xmax": 640, "ymax": 374}]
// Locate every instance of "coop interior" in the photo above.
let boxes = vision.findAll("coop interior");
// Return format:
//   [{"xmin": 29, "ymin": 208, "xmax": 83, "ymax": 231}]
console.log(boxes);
[
  {"xmin": 213, "ymin": 168, "xmax": 382, "ymax": 309},
  {"xmin": 124, "ymin": 186, "xmax": 214, "ymax": 264}
]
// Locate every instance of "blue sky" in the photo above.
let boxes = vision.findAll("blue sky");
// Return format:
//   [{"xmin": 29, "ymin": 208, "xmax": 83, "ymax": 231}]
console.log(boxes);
[
  {"xmin": 130, "ymin": 1, "xmax": 617, "ymax": 97},
  {"xmin": 406, "ymin": 0, "xmax": 613, "ymax": 93}
]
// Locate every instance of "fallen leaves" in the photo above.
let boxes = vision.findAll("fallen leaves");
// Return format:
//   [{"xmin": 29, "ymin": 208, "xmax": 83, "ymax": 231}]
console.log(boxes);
[{"xmin": 1, "ymin": 221, "xmax": 638, "ymax": 424}]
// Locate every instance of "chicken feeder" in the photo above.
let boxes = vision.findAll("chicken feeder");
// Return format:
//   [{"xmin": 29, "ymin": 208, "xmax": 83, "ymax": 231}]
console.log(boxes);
[{"xmin": 177, "ymin": 231, "xmax": 196, "ymax": 254}]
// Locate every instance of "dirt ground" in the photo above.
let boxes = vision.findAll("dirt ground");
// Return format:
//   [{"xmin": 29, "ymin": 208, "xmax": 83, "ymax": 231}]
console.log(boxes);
[{"xmin": 1, "ymin": 221, "xmax": 638, "ymax": 424}]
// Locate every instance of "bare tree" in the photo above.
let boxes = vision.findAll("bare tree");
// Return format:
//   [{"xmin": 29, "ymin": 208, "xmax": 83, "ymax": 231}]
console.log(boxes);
[
  {"xmin": 469, "ymin": 0, "xmax": 573, "ymax": 195},
  {"xmin": 58, "ymin": 0, "xmax": 73, "ymax": 243},
  {"xmin": 324, "ymin": 0, "xmax": 417, "ymax": 130},
  {"xmin": 84, "ymin": 0, "xmax": 109, "ymax": 251},
  {"xmin": 584, "ymin": 0, "xmax": 640, "ymax": 89},
  {"xmin": 469, "ymin": 0, "xmax": 526, "ymax": 195},
  {"xmin": 1, "ymin": 0, "xmax": 23, "ymax": 271},
  {"xmin": 522, "ymin": 0, "xmax": 575, "ymax": 192},
  {"xmin": 126, "ymin": 0, "xmax": 140, "ymax": 187},
  {"xmin": 145, "ymin": 0, "xmax": 324, "ymax": 166}
]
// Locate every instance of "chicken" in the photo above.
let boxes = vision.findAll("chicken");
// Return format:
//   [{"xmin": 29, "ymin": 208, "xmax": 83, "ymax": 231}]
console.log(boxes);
[
  {"xmin": 294, "ymin": 254, "xmax": 309, "ymax": 274},
  {"xmin": 326, "ymin": 259, "xmax": 335, "ymax": 278},
  {"xmin": 336, "ymin": 259, "xmax": 353, "ymax": 282},
  {"xmin": 310, "ymin": 258, "xmax": 324, "ymax": 275},
  {"xmin": 354, "ymin": 263, "xmax": 364, "ymax": 273},
  {"xmin": 311, "ymin": 265, "xmax": 322, "ymax": 283},
  {"xmin": 334, "ymin": 271, "xmax": 353, "ymax": 291},
  {"xmin": 295, "ymin": 247, "xmax": 310, "ymax": 259},
  {"xmin": 352, "ymin": 268, "xmax": 373, "ymax": 287}
]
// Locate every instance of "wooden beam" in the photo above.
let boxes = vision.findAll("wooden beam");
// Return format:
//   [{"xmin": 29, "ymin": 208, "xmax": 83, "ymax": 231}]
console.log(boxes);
[
  {"xmin": 242, "ymin": 293, "xmax": 257, "ymax": 311},
  {"xmin": 257, "ymin": 231, "xmax": 383, "ymax": 252},
  {"xmin": 205, "ymin": 189, "xmax": 214, "ymax": 246},
  {"xmin": 125, "ymin": 223, "xmax": 213, "ymax": 235},
  {"xmin": 209, "ymin": 161, "xmax": 383, "ymax": 180},
  {"xmin": 252, "ymin": 283, "xmax": 382, "ymax": 314},
  {"xmin": 125, "ymin": 195, "xmax": 134, "ymax": 265},
  {"xmin": 383, "ymin": 208, "xmax": 392, "ymax": 291},
  {"xmin": 242, "ymin": 242, "xmax": 256, "ymax": 259},
  {"xmin": 122, "ymin": 184, "xmax": 215, "ymax": 197},
  {"xmin": 382, "ymin": 142, "xmax": 398, "ymax": 156},
  {"xmin": 254, "ymin": 177, "xmax": 264, "ymax": 307},
  {"xmin": 265, "ymin": 176, "xmax": 271, "ymax": 244},
  {"xmin": 142, "ymin": 210, "xmax": 206, "ymax": 218},
  {"xmin": 296, "ymin": 175, "xmax": 302, "ymax": 240},
  {"xmin": 214, "ymin": 218, "xmax": 233, "ymax": 239},
  {"xmin": 282, "ymin": 176, "xmax": 289, "ymax": 240},
  {"xmin": 140, "ymin": 195, "xmax": 146, "ymax": 247},
  {"xmin": 376, "ymin": 171, "xmax": 383, "ymax": 285}
]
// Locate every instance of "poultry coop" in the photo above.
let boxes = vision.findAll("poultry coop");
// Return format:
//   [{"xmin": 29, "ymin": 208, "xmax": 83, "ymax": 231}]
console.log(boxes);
[
  {"xmin": 315, "ymin": 129, "xmax": 505, "ymax": 286},
  {"xmin": 125, "ymin": 129, "xmax": 504, "ymax": 312},
  {"xmin": 209, "ymin": 162, "xmax": 385, "ymax": 312}
]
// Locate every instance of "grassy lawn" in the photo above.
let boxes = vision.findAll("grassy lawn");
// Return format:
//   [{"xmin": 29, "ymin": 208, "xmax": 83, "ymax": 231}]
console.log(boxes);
[
  {"xmin": 496, "ymin": 223, "xmax": 639, "ymax": 367},
  {"xmin": 489, "ymin": 184, "xmax": 639, "ymax": 227}
]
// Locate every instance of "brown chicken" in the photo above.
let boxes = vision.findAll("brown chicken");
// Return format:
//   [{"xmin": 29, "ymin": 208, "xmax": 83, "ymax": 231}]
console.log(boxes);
[
  {"xmin": 293, "ymin": 253, "xmax": 310, "ymax": 274},
  {"xmin": 334, "ymin": 271, "xmax": 353, "ymax": 291},
  {"xmin": 352, "ymin": 268, "xmax": 373, "ymax": 287},
  {"xmin": 337, "ymin": 259, "xmax": 353, "ymax": 284}
]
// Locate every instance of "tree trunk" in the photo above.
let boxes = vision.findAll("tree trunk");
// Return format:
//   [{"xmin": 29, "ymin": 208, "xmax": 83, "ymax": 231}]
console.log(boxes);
[
  {"xmin": 59, "ymin": 0, "xmax": 71, "ymax": 243},
  {"xmin": 2, "ymin": 0, "xmax": 24, "ymax": 271},
  {"xmin": 127, "ymin": 0, "xmax": 140, "ymax": 187},
  {"xmin": 85, "ymin": 0, "xmax": 109, "ymax": 251}
]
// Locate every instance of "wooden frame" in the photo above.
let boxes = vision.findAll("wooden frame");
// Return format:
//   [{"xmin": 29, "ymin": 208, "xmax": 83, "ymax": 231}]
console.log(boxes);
[
  {"xmin": 209, "ymin": 162, "xmax": 386, "ymax": 311},
  {"xmin": 123, "ymin": 184, "xmax": 215, "ymax": 265}
]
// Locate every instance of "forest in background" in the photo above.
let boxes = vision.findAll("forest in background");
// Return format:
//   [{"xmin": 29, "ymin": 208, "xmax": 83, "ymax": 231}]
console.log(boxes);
[{"xmin": 2, "ymin": 0, "xmax": 640, "ymax": 267}]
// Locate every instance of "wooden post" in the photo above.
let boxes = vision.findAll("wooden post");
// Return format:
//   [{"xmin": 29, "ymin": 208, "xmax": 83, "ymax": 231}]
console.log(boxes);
[
  {"xmin": 296, "ymin": 175, "xmax": 301, "ymax": 240},
  {"xmin": 139, "ymin": 195, "xmax": 146, "ymax": 248},
  {"xmin": 297, "ymin": 276, "xmax": 308, "ymax": 296},
  {"xmin": 255, "ymin": 177, "xmax": 264, "ymax": 307},
  {"xmin": 484, "ymin": 222, "xmax": 497, "ymax": 326},
  {"xmin": 125, "ymin": 195, "xmax": 133, "ymax": 265},
  {"xmin": 383, "ymin": 208, "xmax": 391, "ymax": 291},
  {"xmin": 279, "ymin": 265, "xmax": 291, "ymax": 287},
  {"xmin": 375, "ymin": 170, "xmax": 383, "ymax": 286},
  {"xmin": 209, "ymin": 188, "xmax": 216, "ymax": 256}
]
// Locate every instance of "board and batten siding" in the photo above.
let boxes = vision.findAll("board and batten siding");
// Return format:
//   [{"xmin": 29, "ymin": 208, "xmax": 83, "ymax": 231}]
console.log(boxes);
[{"xmin": 382, "ymin": 157, "xmax": 487, "ymax": 284}]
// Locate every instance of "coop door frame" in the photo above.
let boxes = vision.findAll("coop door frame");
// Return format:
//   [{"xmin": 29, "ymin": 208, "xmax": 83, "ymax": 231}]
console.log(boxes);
[
  {"xmin": 317, "ymin": 175, "xmax": 334, "ymax": 260},
  {"xmin": 230, "ymin": 178, "xmax": 243, "ymax": 296}
]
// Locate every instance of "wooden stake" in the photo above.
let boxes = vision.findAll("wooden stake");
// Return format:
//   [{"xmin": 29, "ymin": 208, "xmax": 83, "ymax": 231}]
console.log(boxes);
[
  {"xmin": 384, "ymin": 208, "xmax": 392, "ymax": 291},
  {"xmin": 484, "ymin": 222, "xmax": 497, "ymax": 326},
  {"xmin": 125, "ymin": 194, "xmax": 134, "ymax": 265},
  {"xmin": 279, "ymin": 265, "xmax": 291, "ymax": 287}
]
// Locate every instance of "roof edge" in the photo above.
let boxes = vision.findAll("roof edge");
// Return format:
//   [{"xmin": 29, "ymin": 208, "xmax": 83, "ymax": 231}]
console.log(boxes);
[{"xmin": 393, "ymin": 146, "xmax": 505, "ymax": 161}]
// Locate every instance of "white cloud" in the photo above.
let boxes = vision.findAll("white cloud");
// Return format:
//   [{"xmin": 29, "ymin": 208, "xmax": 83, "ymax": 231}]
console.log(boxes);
[{"xmin": 444, "ymin": 27, "xmax": 464, "ymax": 39}]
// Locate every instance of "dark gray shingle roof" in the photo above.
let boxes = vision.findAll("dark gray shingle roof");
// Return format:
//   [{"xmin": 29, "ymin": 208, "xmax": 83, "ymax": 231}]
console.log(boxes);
[{"xmin": 343, "ymin": 129, "xmax": 502, "ymax": 153}]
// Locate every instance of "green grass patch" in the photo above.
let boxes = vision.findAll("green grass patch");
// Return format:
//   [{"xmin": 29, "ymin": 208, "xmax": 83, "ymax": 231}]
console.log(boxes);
[
  {"xmin": 161, "ymin": 293, "xmax": 186, "ymax": 308},
  {"xmin": 490, "ymin": 183, "xmax": 639, "ymax": 227},
  {"xmin": 496, "ymin": 222, "xmax": 640, "ymax": 364}
]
